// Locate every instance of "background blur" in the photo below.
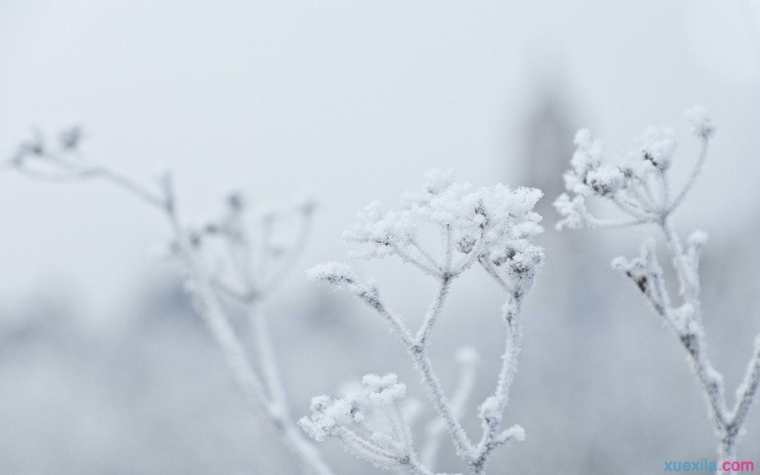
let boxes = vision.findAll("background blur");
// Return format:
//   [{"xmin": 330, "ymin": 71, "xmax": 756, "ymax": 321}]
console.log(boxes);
[{"xmin": 2, "ymin": 1, "xmax": 760, "ymax": 473}]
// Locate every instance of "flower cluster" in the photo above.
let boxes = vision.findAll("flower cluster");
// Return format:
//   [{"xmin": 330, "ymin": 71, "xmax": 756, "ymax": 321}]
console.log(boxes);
[
  {"xmin": 299, "ymin": 373, "xmax": 409, "ymax": 443},
  {"xmin": 299, "ymin": 394, "xmax": 365, "ymax": 442},
  {"xmin": 299, "ymin": 373, "xmax": 423, "ymax": 471},
  {"xmin": 488, "ymin": 240, "xmax": 545, "ymax": 282},
  {"xmin": 684, "ymin": 105, "xmax": 715, "ymax": 139},
  {"xmin": 555, "ymin": 106, "xmax": 715, "ymax": 231},
  {"xmin": 363, "ymin": 373, "xmax": 408, "ymax": 406},
  {"xmin": 343, "ymin": 169, "xmax": 543, "ymax": 280},
  {"xmin": 636, "ymin": 127, "xmax": 677, "ymax": 171}
]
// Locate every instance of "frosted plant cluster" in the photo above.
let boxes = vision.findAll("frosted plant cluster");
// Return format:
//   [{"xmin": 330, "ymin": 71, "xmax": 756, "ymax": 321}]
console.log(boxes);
[
  {"xmin": 555, "ymin": 107, "xmax": 760, "ymax": 475},
  {"xmin": 299, "ymin": 373, "xmax": 414, "ymax": 468},
  {"xmin": 304, "ymin": 170, "xmax": 542, "ymax": 474},
  {"xmin": 5, "ymin": 128, "xmax": 335, "ymax": 475},
  {"xmin": 7, "ymin": 105, "xmax": 759, "ymax": 475}
]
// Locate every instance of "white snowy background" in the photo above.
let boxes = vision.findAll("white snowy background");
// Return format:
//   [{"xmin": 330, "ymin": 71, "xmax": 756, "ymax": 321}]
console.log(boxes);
[{"xmin": 1, "ymin": 1, "xmax": 760, "ymax": 473}]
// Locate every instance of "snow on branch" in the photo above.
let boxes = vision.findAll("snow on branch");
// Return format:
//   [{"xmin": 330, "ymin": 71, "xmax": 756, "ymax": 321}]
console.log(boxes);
[
  {"xmin": 305, "ymin": 170, "xmax": 543, "ymax": 474},
  {"xmin": 421, "ymin": 347, "xmax": 480, "ymax": 469},
  {"xmin": 555, "ymin": 107, "xmax": 760, "ymax": 475},
  {"xmin": 298, "ymin": 373, "xmax": 441, "ymax": 474},
  {"xmin": 554, "ymin": 107, "xmax": 716, "ymax": 231}
]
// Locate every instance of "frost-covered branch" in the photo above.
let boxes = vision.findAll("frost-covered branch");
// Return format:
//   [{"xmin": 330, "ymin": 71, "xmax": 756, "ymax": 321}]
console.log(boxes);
[
  {"xmin": 5, "ymin": 128, "xmax": 334, "ymax": 475},
  {"xmin": 305, "ymin": 170, "xmax": 543, "ymax": 474},
  {"xmin": 421, "ymin": 347, "xmax": 480, "ymax": 469},
  {"xmin": 471, "ymin": 293, "xmax": 527, "ymax": 472},
  {"xmin": 668, "ymin": 108, "xmax": 714, "ymax": 213},
  {"xmin": 299, "ymin": 374, "xmax": 441, "ymax": 474},
  {"xmin": 554, "ymin": 107, "xmax": 760, "ymax": 475}
]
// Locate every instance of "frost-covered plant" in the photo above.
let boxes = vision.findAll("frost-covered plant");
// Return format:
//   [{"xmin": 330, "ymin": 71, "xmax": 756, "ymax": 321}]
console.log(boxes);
[
  {"xmin": 5, "ymin": 128, "xmax": 334, "ymax": 475},
  {"xmin": 299, "ymin": 373, "xmax": 421, "ymax": 472},
  {"xmin": 555, "ymin": 107, "xmax": 760, "ymax": 474},
  {"xmin": 302, "ymin": 170, "xmax": 543, "ymax": 474}
]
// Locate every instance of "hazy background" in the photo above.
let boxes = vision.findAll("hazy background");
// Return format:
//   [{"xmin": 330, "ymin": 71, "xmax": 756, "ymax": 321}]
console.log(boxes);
[{"xmin": 2, "ymin": 1, "xmax": 760, "ymax": 473}]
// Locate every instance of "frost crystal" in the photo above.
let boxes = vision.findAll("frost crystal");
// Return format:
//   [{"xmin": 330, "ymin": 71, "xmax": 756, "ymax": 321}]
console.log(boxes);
[
  {"xmin": 478, "ymin": 396, "xmax": 500, "ymax": 422},
  {"xmin": 555, "ymin": 107, "xmax": 717, "ymax": 231},
  {"xmin": 299, "ymin": 372, "xmax": 422, "ymax": 469},
  {"xmin": 363, "ymin": 373, "xmax": 407, "ymax": 406},
  {"xmin": 307, "ymin": 262, "xmax": 358, "ymax": 287},
  {"xmin": 422, "ymin": 168, "xmax": 455, "ymax": 194},
  {"xmin": 299, "ymin": 394, "xmax": 363, "ymax": 442},
  {"xmin": 638, "ymin": 127, "xmax": 676, "ymax": 171},
  {"xmin": 342, "ymin": 169, "xmax": 543, "ymax": 266},
  {"xmin": 685, "ymin": 105, "xmax": 715, "ymax": 139},
  {"xmin": 503, "ymin": 425, "xmax": 526, "ymax": 443},
  {"xmin": 554, "ymin": 193, "xmax": 590, "ymax": 230},
  {"xmin": 342, "ymin": 201, "xmax": 415, "ymax": 258}
]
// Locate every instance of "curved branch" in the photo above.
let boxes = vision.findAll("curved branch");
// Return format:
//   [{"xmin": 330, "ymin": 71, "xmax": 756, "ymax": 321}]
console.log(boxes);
[{"xmin": 668, "ymin": 136, "xmax": 710, "ymax": 214}]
